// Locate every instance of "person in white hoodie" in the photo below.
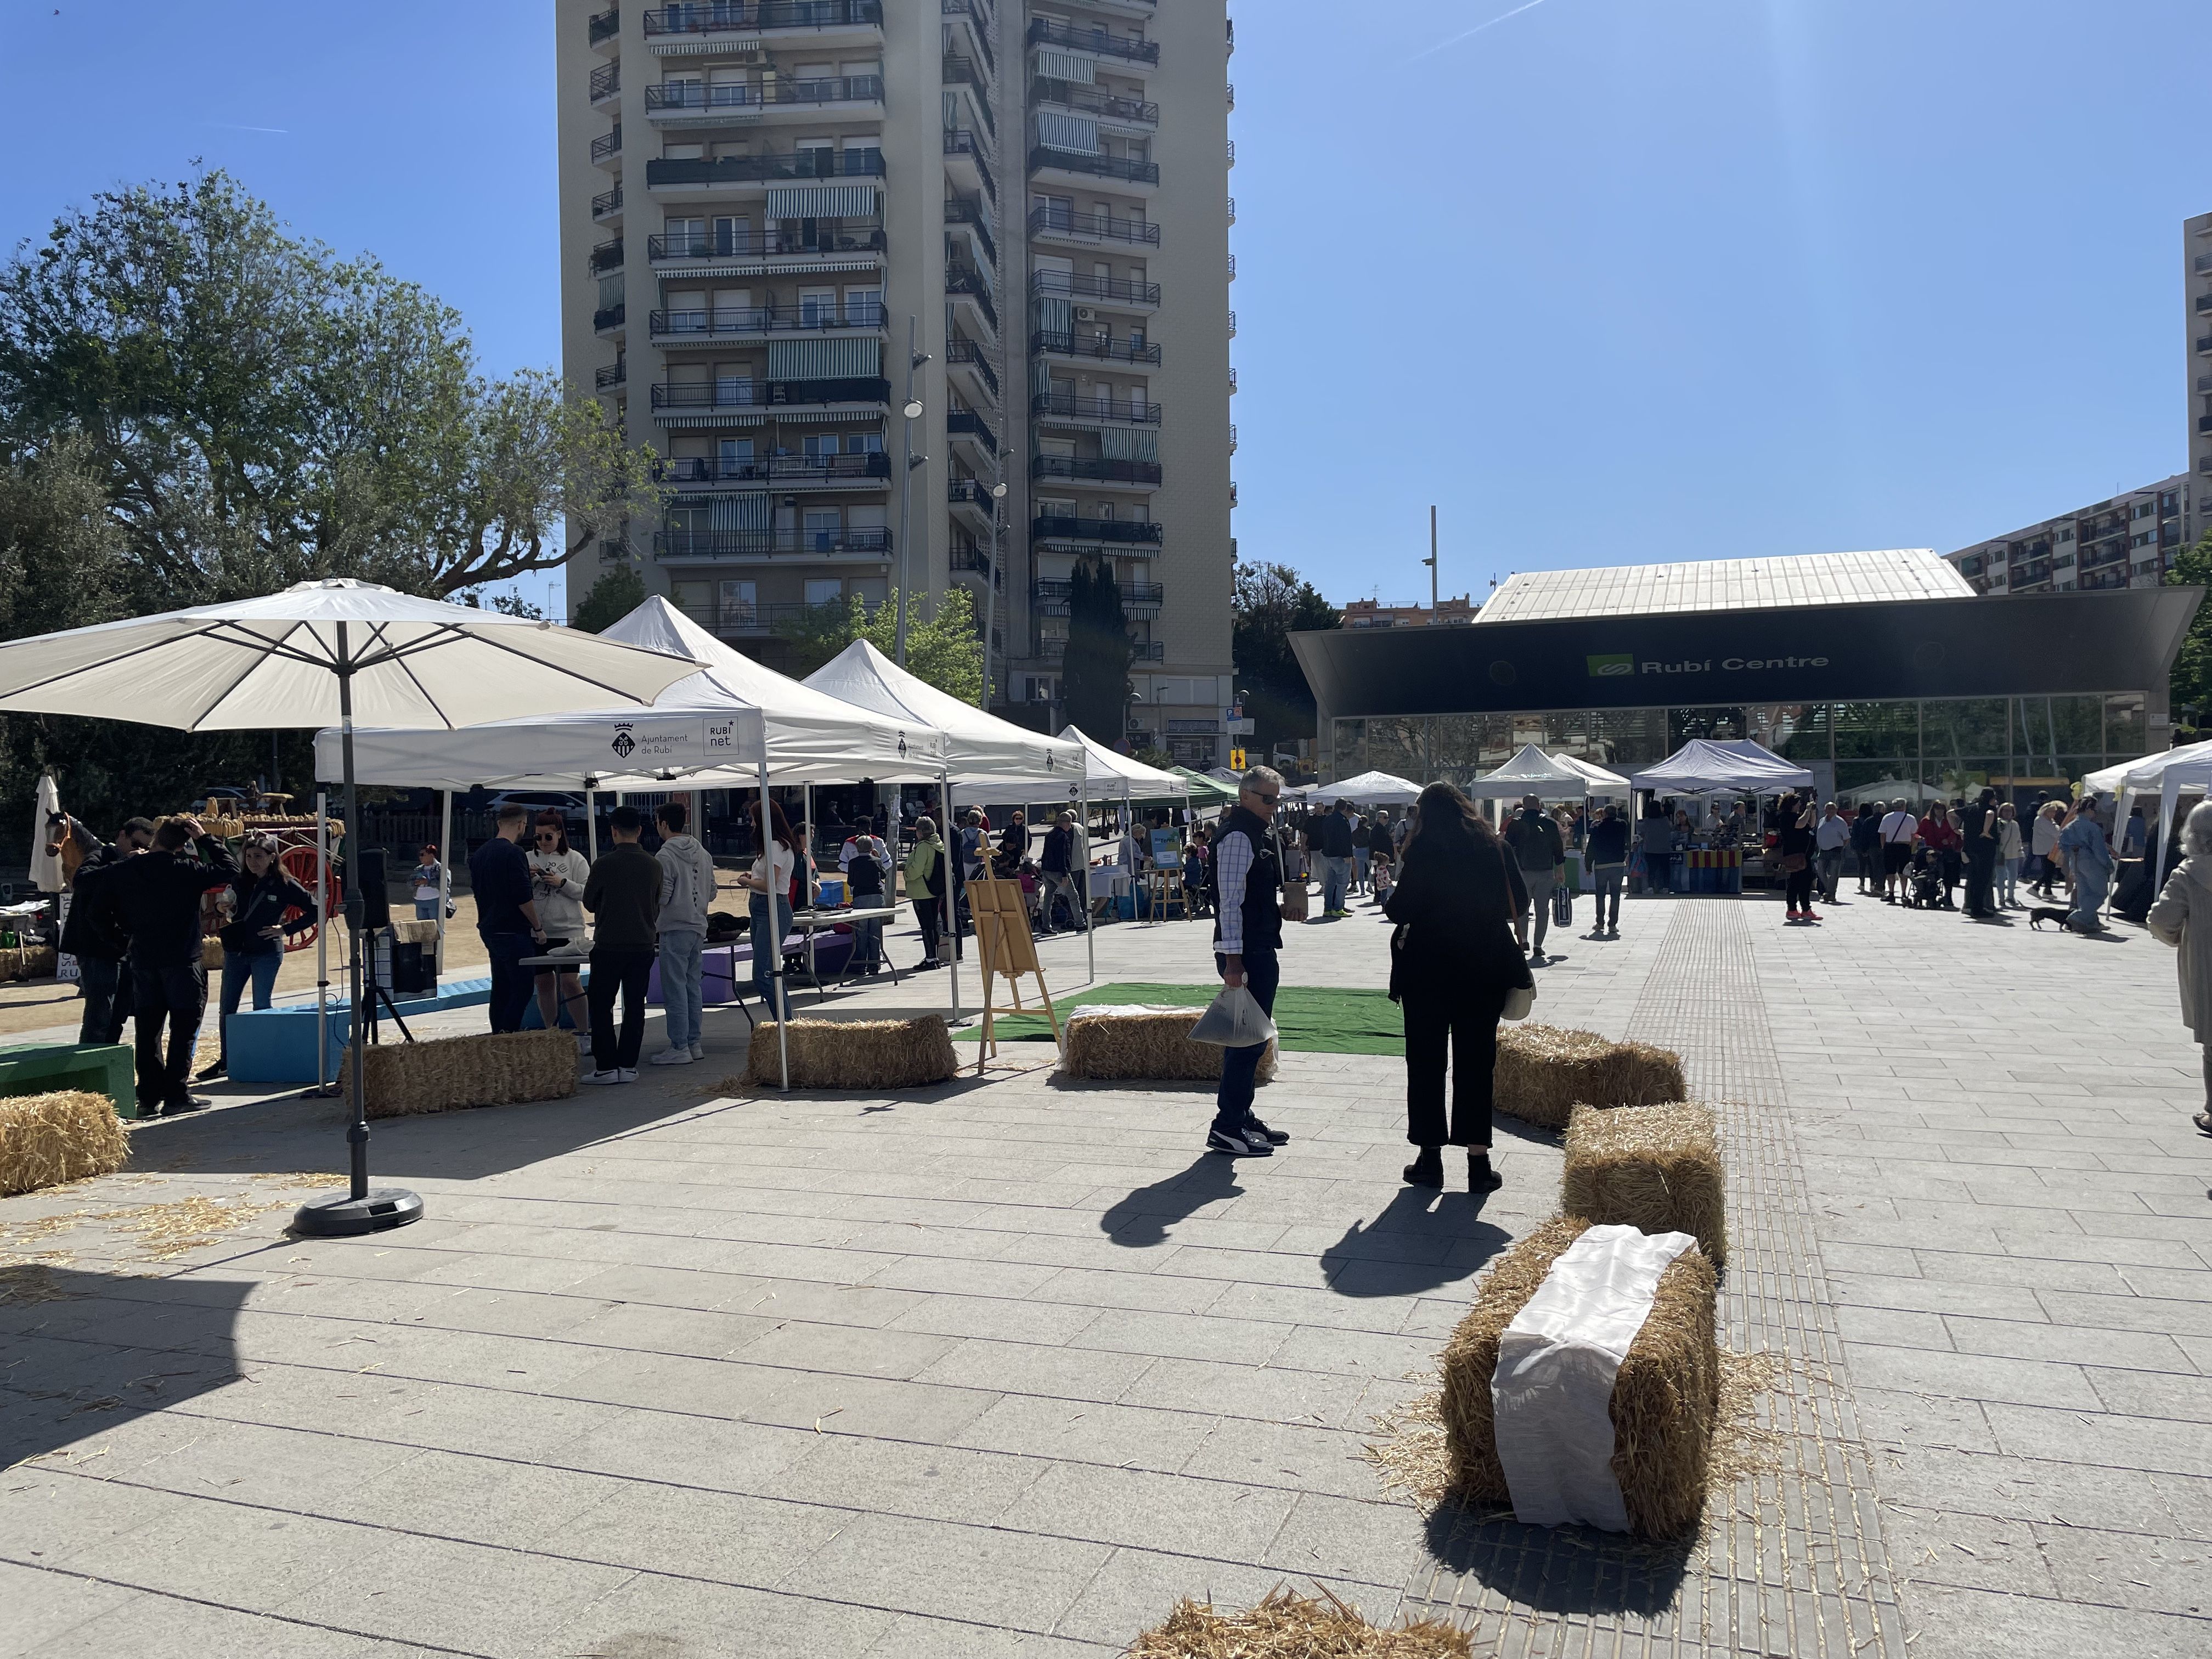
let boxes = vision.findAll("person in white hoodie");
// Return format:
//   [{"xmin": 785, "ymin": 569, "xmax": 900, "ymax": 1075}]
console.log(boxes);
[
  {"xmin": 2146, "ymin": 799, "xmax": 2212, "ymax": 1136},
  {"xmin": 650, "ymin": 800, "xmax": 719, "ymax": 1065}
]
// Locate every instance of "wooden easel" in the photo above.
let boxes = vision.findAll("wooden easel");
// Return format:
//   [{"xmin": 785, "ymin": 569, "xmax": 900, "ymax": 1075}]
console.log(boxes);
[{"xmin": 969, "ymin": 877, "xmax": 1060, "ymax": 1073}]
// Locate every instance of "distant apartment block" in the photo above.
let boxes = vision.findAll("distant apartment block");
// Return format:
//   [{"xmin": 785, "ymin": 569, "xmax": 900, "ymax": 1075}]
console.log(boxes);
[
  {"xmin": 2188, "ymin": 208, "xmax": 2212, "ymax": 549},
  {"xmin": 1944, "ymin": 475, "xmax": 2186, "ymax": 595},
  {"xmin": 1340, "ymin": 596, "xmax": 1480, "ymax": 629}
]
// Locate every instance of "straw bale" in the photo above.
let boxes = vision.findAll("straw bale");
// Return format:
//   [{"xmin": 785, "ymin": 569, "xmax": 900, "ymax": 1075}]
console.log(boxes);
[
  {"xmin": 1128, "ymin": 1586, "xmax": 1470, "ymax": 1658},
  {"xmin": 343, "ymin": 1030, "xmax": 577, "ymax": 1119},
  {"xmin": 746, "ymin": 1016, "xmax": 956, "ymax": 1090},
  {"xmin": 1438, "ymin": 1215, "xmax": 1719, "ymax": 1541},
  {"xmin": 1060, "ymin": 1006, "xmax": 1276, "ymax": 1084},
  {"xmin": 1562, "ymin": 1102, "xmax": 1728, "ymax": 1266},
  {"xmin": 1492, "ymin": 1024, "xmax": 1685, "ymax": 1130},
  {"xmin": 0, "ymin": 1090, "xmax": 129, "ymax": 1197},
  {"xmin": 0, "ymin": 945, "xmax": 57, "ymax": 982}
]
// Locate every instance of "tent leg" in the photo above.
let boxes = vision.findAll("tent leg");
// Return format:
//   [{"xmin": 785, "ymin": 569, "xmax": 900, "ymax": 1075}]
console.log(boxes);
[
  {"xmin": 586, "ymin": 789, "xmax": 598, "ymax": 864},
  {"xmin": 942, "ymin": 768, "xmax": 960, "ymax": 1022},
  {"xmin": 1081, "ymin": 772, "xmax": 1094, "ymax": 988},
  {"xmin": 761, "ymin": 760, "xmax": 787, "ymax": 1090},
  {"xmin": 436, "ymin": 789, "xmax": 452, "ymax": 977}
]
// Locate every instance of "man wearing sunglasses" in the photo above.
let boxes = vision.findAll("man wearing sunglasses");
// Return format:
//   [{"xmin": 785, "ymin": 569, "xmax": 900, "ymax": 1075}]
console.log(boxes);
[{"xmin": 1207, "ymin": 767, "xmax": 1293, "ymax": 1158}]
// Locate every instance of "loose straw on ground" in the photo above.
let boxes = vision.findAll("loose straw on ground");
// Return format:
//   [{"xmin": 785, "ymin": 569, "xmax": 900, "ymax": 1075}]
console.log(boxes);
[{"xmin": 1126, "ymin": 1585, "xmax": 1471, "ymax": 1658}]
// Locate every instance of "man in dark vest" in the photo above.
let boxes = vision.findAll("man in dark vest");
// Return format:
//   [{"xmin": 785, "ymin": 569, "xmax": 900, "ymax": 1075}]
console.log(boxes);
[
  {"xmin": 1208, "ymin": 767, "xmax": 1293, "ymax": 1157},
  {"xmin": 107, "ymin": 814, "xmax": 239, "ymax": 1116},
  {"xmin": 60, "ymin": 815, "xmax": 155, "ymax": 1046}
]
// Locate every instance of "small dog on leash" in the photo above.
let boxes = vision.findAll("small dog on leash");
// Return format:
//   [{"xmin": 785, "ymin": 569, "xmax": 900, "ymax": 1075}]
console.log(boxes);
[{"xmin": 2026, "ymin": 906, "xmax": 2073, "ymax": 930}]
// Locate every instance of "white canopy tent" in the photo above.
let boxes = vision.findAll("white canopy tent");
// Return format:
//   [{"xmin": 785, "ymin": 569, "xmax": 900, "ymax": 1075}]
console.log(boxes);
[
  {"xmin": 2087, "ymin": 741, "xmax": 2212, "ymax": 873},
  {"xmin": 1465, "ymin": 744, "xmax": 1632, "ymax": 799},
  {"xmin": 1309, "ymin": 769, "xmax": 1423, "ymax": 806},
  {"xmin": 1058, "ymin": 727, "xmax": 1189, "ymax": 975},
  {"xmin": 1629, "ymin": 738, "xmax": 1814, "ymax": 795}
]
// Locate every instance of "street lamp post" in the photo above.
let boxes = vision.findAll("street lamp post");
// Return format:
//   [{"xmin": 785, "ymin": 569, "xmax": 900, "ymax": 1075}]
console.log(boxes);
[
  {"xmin": 893, "ymin": 314, "xmax": 928, "ymax": 665},
  {"xmin": 980, "ymin": 479, "xmax": 1008, "ymax": 709}
]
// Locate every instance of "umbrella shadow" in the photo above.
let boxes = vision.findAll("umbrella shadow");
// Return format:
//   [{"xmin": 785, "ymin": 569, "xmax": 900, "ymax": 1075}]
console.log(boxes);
[
  {"xmin": 1099, "ymin": 1154, "xmax": 1245, "ymax": 1249},
  {"xmin": 1324, "ymin": 1186, "xmax": 1510, "ymax": 1300}
]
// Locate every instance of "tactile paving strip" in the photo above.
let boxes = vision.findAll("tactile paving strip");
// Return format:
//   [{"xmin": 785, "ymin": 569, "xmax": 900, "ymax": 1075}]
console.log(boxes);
[{"xmin": 1399, "ymin": 901, "xmax": 1905, "ymax": 1658}]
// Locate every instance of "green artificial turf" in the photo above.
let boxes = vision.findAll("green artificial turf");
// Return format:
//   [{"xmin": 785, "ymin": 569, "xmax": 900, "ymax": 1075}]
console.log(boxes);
[{"xmin": 956, "ymin": 981, "xmax": 1406, "ymax": 1056}]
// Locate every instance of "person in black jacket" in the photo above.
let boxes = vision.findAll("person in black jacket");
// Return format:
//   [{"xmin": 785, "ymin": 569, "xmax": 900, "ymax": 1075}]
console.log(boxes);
[
  {"xmin": 1584, "ymin": 803, "xmax": 1630, "ymax": 939},
  {"xmin": 1207, "ymin": 768, "xmax": 1293, "ymax": 1157},
  {"xmin": 1385, "ymin": 782, "xmax": 1532, "ymax": 1193},
  {"xmin": 107, "ymin": 815, "xmax": 240, "ymax": 1116},
  {"xmin": 206, "ymin": 836, "xmax": 319, "ymax": 1076},
  {"xmin": 60, "ymin": 815, "xmax": 154, "ymax": 1046}
]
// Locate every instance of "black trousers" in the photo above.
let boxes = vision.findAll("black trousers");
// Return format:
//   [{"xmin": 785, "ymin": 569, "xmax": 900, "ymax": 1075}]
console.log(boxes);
[
  {"xmin": 914, "ymin": 895, "xmax": 943, "ymax": 960},
  {"xmin": 132, "ymin": 961, "xmax": 207, "ymax": 1110},
  {"xmin": 1402, "ymin": 987, "xmax": 1504, "ymax": 1149},
  {"xmin": 77, "ymin": 954, "xmax": 133, "ymax": 1047},
  {"xmin": 1963, "ymin": 851, "xmax": 1997, "ymax": 917},
  {"xmin": 587, "ymin": 946, "xmax": 654, "ymax": 1073},
  {"xmin": 1784, "ymin": 865, "xmax": 1815, "ymax": 910}
]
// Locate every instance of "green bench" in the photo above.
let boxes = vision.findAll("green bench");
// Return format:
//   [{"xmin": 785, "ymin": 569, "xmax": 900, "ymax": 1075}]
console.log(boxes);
[{"xmin": 0, "ymin": 1042, "xmax": 136, "ymax": 1117}]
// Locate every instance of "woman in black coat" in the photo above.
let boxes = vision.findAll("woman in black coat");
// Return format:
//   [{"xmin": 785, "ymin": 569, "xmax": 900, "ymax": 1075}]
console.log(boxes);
[{"xmin": 1384, "ymin": 782, "xmax": 1532, "ymax": 1192}]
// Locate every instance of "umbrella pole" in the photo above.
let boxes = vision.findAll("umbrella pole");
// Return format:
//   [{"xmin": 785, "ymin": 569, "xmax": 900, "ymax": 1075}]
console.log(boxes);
[
  {"xmin": 436, "ymin": 789, "xmax": 452, "ymax": 977},
  {"xmin": 942, "ymin": 767, "xmax": 961, "ymax": 1022},
  {"xmin": 761, "ymin": 759, "xmax": 787, "ymax": 1090},
  {"xmin": 294, "ymin": 625, "xmax": 422, "ymax": 1238},
  {"xmin": 314, "ymin": 791, "xmax": 330, "ymax": 1093}
]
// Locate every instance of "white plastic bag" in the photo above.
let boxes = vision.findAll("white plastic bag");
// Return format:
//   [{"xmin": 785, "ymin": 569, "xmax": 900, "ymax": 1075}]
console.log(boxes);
[{"xmin": 1188, "ymin": 983, "xmax": 1277, "ymax": 1048}]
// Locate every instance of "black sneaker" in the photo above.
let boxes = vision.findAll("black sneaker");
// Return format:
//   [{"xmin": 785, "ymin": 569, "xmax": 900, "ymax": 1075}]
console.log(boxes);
[
  {"xmin": 1207, "ymin": 1126, "xmax": 1272, "ymax": 1157},
  {"xmin": 1244, "ymin": 1116, "xmax": 1289, "ymax": 1146},
  {"xmin": 162, "ymin": 1096, "xmax": 211, "ymax": 1116}
]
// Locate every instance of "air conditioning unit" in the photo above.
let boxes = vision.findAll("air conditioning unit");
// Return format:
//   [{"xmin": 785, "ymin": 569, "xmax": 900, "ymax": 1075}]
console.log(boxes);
[{"xmin": 1075, "ymin": 307, "xmax": 1097, "ymax": 321}]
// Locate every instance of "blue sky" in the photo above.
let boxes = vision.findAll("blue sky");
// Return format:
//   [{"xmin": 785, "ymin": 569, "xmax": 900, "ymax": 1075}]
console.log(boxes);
[{"xmin": 4, "ymin": 1, "xmax": 2209, "ymax": 614}]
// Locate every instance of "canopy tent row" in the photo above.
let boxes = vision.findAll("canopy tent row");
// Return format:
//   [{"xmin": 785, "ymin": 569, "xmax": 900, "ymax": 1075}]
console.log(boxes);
[
  {"xmin": 1629, "ymin": 738, "xmax": 1814, "ymax": 797},
  {"xmin": 1058, "ymin": 727, "xmax": 1188, "ymax": 982},
  {"xmin": 1465, "ymin": 744, "xmax": 1632, "ymax": 800},
  {"xmin": 1172, "ymin": 767, "xmax": 1242, "ymax": 808},
  {"xmin": 1305, "ymin": 769, "xmax": 1422, "ymax": 806},
  {"xmin": 2087, "ymin": 741, "xmax": 2212, "ymax": 909}
]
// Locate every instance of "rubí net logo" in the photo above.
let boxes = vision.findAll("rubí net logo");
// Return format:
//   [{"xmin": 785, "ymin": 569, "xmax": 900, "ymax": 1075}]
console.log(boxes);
[{"xmin": 1586, "ymin": 653, "xmax": 1634, "ymax": 678}]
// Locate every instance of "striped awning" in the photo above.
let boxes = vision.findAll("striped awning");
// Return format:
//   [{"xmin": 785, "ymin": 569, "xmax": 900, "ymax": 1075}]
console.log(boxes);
[
  {"xmin": 1034, "ymin": 111, "xmax": 1099, "ymax": 155},
  {"xmin": 768, "ymin": 336, "xmax": 883, "ymax": 379},
  {"xmin": 766, "ymin": 184, "xmax": 880, "ymax": 218},
  {"xmin": 1033, "ymin": 47, "xmax": 1096, "ymax": 83},
  {"xmin": 1100, "ymin": 427, "xmax": 1159, "ymax": 462}
]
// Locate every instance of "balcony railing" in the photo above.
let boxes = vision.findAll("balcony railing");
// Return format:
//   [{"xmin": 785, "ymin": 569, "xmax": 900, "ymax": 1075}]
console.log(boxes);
[
  {"xmin": 943, "ymin": 129, "xmax": 996, "ymax": 201},
  {"xmin": 1034, "ymin": 579, "xmax": 1164, "ymax": 614},
  {"xmin": 592, "ymin": 185, "xmax": 624, "ymax": 219},
  {"xmin": 1029, "ymin": 80, "xmax": 1159, "ymax": 127},
  {"xmin": 1031, "ymin": 454, "xmax": 1161, "ymax": 487},
  {"xmin": 947, "ymin": 408, "xmax": 1000, "ymax": 453},
  {"xmin": 651, "ymin": 376, "xmax": 891, "ymax": 410},
  {"xmin": 643, "ymin": 0, "xmax": 884, "ymax": 37},
  {"xmin": 590, "ymin": 238, "xmax": 625, "ymax": 274},
  {"xmin": 1037, "ymin": 637, "xmax": 1164, "ymax": 663},
  {"xmin": 945, "ymin": 267, "xmax": 999, "ymax": 331},
  {"xmin": 2198, "ymin": 294, "xmax": 2212, "ymax": 315},
  {"xmin": 1025, "ymin": 205, "xmax": 1160, "ymax": 247},
  {"xmin": 590, "ymin": 62, "xmax": 620, "ymax": 103},
  {"xmin": 594, "ymin": 302, "xmax": 627, "ymax": 332},
  {"xmin": 652, "ymin": 302, "xmax": 885, "ymax": 337},
  {"xmin": 591, "ymin": 125, "xmax": 623, "ymax": 163},
  {"xmin": 943, "ymin": 57, "xmax": 997, "ymax": 137},
  {"xmin": 943, "ymin": 194, "xmax": 998, "ymax": 266},
  {"xmin": 2199, "ymin": 335, "xmax": 2212, "ymax": 354},
  {"xmin": 1027, "ymin": 16, "xmax": 1158, "ymax": 64},
  {"xmin": 1030, "ymin": 330, "xmax": 1160, "ymax": 365},
  {"xmin": 1032, "ymin": 515, "xmax": 1162, "ymax": 546},
  {"xmin": 589, "ymin": 7, "xmax": 620, "ymax": 44},
  {"xmin": 647, "ymin": 226, "xmax": 885, "ymax": 262},
  {"xmin": 595, "ymin": 359, "xmax": 628, "ymax": 390},
  {"xmin": 948, "ymin": 477, "xmax": 997, "ymax": 511},
  {"xmin": 946, "ymin": 336, "xmax": 1001, "ymax": 398},
  {"xmin": 1032, "ymin": 392, "xmax": 1161, "ymax": 426},
  {"xmin": 646, "ymin": 75, "xmax": 882, "ymax": 114},
  {"xmin": 660, "ymin": 453, "xmax": 891, "ymax": 486},
  {"xmin": 1030, "ymin": 269, "xmax": 1161, "ymax": 308},
  {"xmin": 950, "ymin": 545, "xmax": 1004, "ymax": 585},
  {"xmin": 655, "ymin": 526, "xmax": 894, "ymax": 560},
  {"xmin": 941, "ymin": 0, "xmax": 996, "ymax": 75},
  {"xmin": 1028, "ymin": 149, "xmax": 1159, "ymax": 187},
  {"xmin": 646, "ymin": 149, "xmax": 885, "ymax": 188}
]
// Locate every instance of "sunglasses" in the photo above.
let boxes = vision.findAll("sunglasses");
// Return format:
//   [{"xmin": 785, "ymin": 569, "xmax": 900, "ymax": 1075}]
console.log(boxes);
[
  {"xmin": 1250, "ymin": 791, "xmax": 1280, "ymax": 804},
  {"xmin": 535, "ymin": 833, "xmax": 559, "ymax": 842}
]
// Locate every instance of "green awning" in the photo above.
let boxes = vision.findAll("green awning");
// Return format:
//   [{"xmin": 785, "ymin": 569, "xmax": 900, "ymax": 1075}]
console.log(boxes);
[{"xmin": 1173, "ymin": 768, "xmax": 1240, "ymax": 805}]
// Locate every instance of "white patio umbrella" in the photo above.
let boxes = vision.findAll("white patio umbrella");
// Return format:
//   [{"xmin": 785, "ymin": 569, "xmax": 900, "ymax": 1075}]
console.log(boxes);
[{"xmin": 0, "ymin": 579, "xmax": 703, "ymax": 1238}]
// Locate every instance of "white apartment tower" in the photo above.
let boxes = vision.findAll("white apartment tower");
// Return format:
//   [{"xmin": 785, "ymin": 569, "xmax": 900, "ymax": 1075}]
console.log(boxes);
[
  {"xmin": 556, "ymin": 0, "xmax": 1236, "ymax": 765},
  {"xmin": 2188, "ymin": 208, "xmax": 2212, "ymax": 550}
]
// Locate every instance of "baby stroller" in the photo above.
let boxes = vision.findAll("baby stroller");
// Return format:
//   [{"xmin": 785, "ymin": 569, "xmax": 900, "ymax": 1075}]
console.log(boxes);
[{"xmin": 1902, "ymin": 848, "xmax": 1950, "ymax": 910}]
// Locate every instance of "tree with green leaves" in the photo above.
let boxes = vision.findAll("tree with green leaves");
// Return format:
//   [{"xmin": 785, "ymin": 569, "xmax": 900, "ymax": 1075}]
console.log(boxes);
[
  {"xmin": 1233, "ymin": 561, "xmax": 1340, "ymax": 750},
  {"xmin": 1059, "ymin": 557, "xmax": 1132, "ymax": 744},
  {"xmin": 772, "ymin": 586, "xmax": 984, "ymax": 703},
  {"xmin": 2167, "ymin": 530, "xmax": 2212, "ymax": 735},
  {"xmin": 572, "ymin": 564, "xmax": 647, "ymax": 633},
  {"xmin": 0, "ymin": 170, "xmax": 661, "ymax": 608}
]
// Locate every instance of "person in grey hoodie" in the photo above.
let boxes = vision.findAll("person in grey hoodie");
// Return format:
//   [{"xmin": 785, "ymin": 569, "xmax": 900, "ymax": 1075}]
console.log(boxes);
[{"xmin": 651, "ymin": 800, "xmax": 719, "ymax": 1066}]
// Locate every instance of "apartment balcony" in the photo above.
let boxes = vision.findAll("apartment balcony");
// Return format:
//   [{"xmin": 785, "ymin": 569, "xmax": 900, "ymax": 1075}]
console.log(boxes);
[
  {"xmin": 1227, "ymin": 309, "xmax": 1237, "ymax": 338},
  {"xmin": 950, "ymin": 545, "xmax": 1005, "ymax": 588},
  {"xmin": 594, "ymin": 302, "xmax": 628, "ymax": 335},
  {"xmin": 1226, "ymin": 195, "xmax": 1235, "ymax": 225},
  {"xmin": 1034, "ymin": 579, "xmax": 1163, "ymax": 618},
  {"xmin": 1031, "ymin": 454, "xmax": 1160, "ymax": 489},
  {"xmin": 589, "ymin": 7, "xmax": 620, "ymax": 47},
  {"xmin": 641, "ymin": 0, "xmax": 884, "ymax": 44},
  {"xmin": 943, "ymin": 129, "xmax": 997, "ymax": 203},
  {"xmin": 2198, "ymin": 252, "xmax": 2212, "ymax": 274},
  {"xmin": 1064, "ymin": 0, "xmax": 1156, "ymax": 17},
  {"xmin": 1226, "ymin": 137, "xmax": 1236, "ymax": 168},
  {"xmin": 1030, "ymin": 330, "xmax": 1160, "ymax": 366},
  {"xmin": 941, "ymin": 0, "xmax": 996, "ymax": 76},
  {"xmin": 1028, "ymin": 149, "xmax": 1159, "ymax": 191},
  {"xmin": 647, "ymin": 226, "xmax": 885, "ymax": 270},
  {"xmin": 2198, "ymin": 293, "xmax": 2212, "ymax": 315},
  {"xmin": 947, "ymin": 407, "xmax": 1000, "ymax": 456},
  {"xmin": 592, "ymin": 184, "xmax": 624, "ymax": 223},
  {"xmin": 590, "ymin": 62, "xmax": 621, "ymax": 106},
  {"xmin": 947, "ymin": 478, "xmax": 1000, "ymax": 537},
  {"xmin": 660, "ymin": 453, "xmax": 891, "ymax": 489},
  {"xmin": 653, "ymin": 526, "xmax": 893, "ymax": 563},
  {"xmin": 1028, "ymin": 80, "xmax": 1159, "ymax": 129},
  {"xmin": 1027, "ymin": 16, "xmax": 1158, "ymax": 65},
  {"xmin": 1227, "ymin": 252, "xmax": 1237, "ymax": 280},
  {"xmin": 651, "ymin": 376, "xmax": 891, "ymax": 416},
  {"xmin": 945, "ymin": 266, "xmax": 1000, "ymax": 335},
  {"xmin": 1029, "ymin": 269, "xmax": 1160, "ymax": 312},
  {"xmin": 645, "ymin": 75, "xmax": 883, "ymax": 123},
  {"xmin": 652, "ymin": 301, "xmax": 886, "ymax": 339},
  {"xmin": 1032, "ymin": 515, "xmax": 1163, "ymax": 548},
  {"xmin": 591, "ymin": 125, "xmax": 623, "ymax": 166},
  {"xmin": 1032, "ymin": 392, "xmax": 1161, "ymax": 428},
  {"xmin": 1025, "ymin": 205, "xmax": 1160, "ymax": 252},
  {"xmin": 1228, "ymin": 366, "xmax": 1238, "ymax": 394},
  {"xmin": 1229, "ymin": 423, "xmax": 1237, "ymax": 454},
  {"xmin": 645, "ymin": 149, "xmax": 885, "ymax": 192},
  {"xmin": 943, "ymin": 57, "xmax": 997, "ymax": 138},
  {"xmin": 2198, "ymin": 334, "xmax": 2212, "ymax": 355},
  {"xmin": 595, "ymin": 358, "xmax": 628, "ymax": 390},
  {"xmin": 943, "ymin": 194, "xmax": 998, "ymax": 267},
  {"xmin": 1036, "ymin": 637, "xmax": 1164, "ymax": 663},
  {"xmin": 946, "ymin": 335, "xmax": 1001, "ymax": 402},
  {"xmin": 588, "ymin": 238, "xmax": 625, "ymax": 275}
]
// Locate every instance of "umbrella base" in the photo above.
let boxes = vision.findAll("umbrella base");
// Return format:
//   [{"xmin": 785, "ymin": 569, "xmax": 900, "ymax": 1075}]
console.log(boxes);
[{"xmin": 292, "ymin": 1187, "xmax": 425, "ymax": 1237}]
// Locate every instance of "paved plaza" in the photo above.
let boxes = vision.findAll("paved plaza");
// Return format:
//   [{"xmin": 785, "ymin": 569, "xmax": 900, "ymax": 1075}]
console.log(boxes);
[{"xmin": 3, "ymin": 888, "xmax": 2208, "ymax": 1657}]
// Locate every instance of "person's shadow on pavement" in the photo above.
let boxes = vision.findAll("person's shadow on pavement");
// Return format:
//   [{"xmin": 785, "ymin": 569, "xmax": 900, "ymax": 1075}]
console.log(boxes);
[
  {"xmin": 1325, "ymin": 1186, "xmax": 1509, "ymax": 1300},
  {"xmin": 1099, "ymin": 1153, "xmax": 1244, "ymax": 1249}
]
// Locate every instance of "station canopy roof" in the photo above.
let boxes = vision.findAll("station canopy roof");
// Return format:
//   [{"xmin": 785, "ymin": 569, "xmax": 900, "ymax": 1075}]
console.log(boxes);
[{"xmin": 1474, "ymin": 549, "xmax": 1972, "ymax": 625}]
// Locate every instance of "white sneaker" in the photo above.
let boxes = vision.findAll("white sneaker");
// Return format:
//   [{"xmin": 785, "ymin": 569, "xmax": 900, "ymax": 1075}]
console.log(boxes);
[
  {"xmin": 615, "ymin": 1067, "xmax": 639, "ymax": 1082},
  {"xmin": 584, "ymin": 1069, "xmax": 620, "ymax": 1085},
  {"xmin": 688, "ymin": 1043, "xmax": 706, "ymax": 1060},
  {"xmin": 649, "ymin": 1048, "xmax": 694, "ymax": 1066}
]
